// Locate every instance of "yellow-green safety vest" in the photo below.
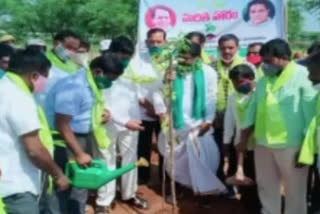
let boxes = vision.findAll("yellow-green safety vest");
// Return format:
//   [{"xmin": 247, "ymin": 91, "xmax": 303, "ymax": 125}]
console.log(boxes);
[
  {"xmin": 255, "ymin": 61, "xmax": 296, "ymax": 145},
  {"xmin": 236, "ymin": 92, "xmax": 255, "ymax": 149},
  {"xmin": 0, "ymin": 197, "xmax": 6, "ymax": 214},
  {"xmin": 216, "ymin": 56, "xmax": 244, "ymax": 112},
  {"xmin": 298, "ymin": 95, "xmax": 320, "ymax": 165}
]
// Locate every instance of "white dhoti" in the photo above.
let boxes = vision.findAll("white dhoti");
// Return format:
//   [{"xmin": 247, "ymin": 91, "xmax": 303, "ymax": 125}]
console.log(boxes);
[
  {"xmin": 97, "ymin": 72, "xmax": 141, "ymax": 206},
  {"xmin": 158, "ymin": 128, "xmax": 226, "ymax": 195},
  {"xmin": 96, "ymin": 124, "xmax": 139, "ymax": 206}
]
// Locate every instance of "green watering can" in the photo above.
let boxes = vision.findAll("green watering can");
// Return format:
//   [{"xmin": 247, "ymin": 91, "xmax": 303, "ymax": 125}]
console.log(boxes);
[{"xmin": 66, "ymin": 158, "xmax": 149, "ymax": 189}]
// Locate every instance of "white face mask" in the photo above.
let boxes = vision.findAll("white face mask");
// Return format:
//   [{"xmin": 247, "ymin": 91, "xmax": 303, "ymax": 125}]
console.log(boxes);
[
  {"xmin": 312, "ymin": 83, "xmax": 320, "ymax": 92},
  {"xmin": 72, "ymin": 53, "xmax": 89, "ymax": 67}
]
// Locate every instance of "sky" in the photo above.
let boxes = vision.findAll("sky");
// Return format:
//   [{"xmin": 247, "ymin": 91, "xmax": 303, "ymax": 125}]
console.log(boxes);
[{"xmin": 303, "ymin": 10, "xmax": 320, "ymax": 32}]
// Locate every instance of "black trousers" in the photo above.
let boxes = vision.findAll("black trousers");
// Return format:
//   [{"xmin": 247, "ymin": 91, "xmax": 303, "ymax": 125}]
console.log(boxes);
[{"xmin": 137, "ymin": 120, "xmax": 160, "ymax": 184}]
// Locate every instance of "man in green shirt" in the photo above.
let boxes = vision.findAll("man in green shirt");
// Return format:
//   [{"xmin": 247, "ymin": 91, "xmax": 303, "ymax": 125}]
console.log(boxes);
[{"xmin": 239, "ymin": 39, "xmax": 317, "ymax": 214}]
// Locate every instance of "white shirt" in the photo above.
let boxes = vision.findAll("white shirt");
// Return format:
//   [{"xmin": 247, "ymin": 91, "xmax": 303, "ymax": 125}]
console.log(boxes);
[
  {"xmin": 154, "ymin": 63, "xmax": 218, "ymax": 130},
  {"xmin": 223, "ymin": 92, "xmax": 254, "ymax": 148},
  {"xmin": 0, "ymin": 76, "xmax": 41, "ymax": 197},
  {"xmin": 131, "ymin": 52, "xmax": 164, "ymax": 121},
  {"xmin": 103, "ymin": 73, "xmax": 141, "ymax": 131}
]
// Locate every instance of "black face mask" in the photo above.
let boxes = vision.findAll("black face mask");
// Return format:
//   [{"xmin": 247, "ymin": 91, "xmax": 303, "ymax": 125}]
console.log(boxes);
[{"xmin": 236, "ymin": 80, "xmax": 252, "ymax": 94}]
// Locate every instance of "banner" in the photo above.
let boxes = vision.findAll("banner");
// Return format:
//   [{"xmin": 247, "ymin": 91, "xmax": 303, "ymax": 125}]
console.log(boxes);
[{"xmin": 137, "ymin": 0, "xmax": 286, "ymax": 57}]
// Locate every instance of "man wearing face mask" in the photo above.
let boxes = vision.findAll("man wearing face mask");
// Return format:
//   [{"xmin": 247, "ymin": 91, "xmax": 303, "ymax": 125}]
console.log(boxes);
[
  {"xmin": 42, "ymin": 53, "xmax": 125, "ymax": 214},
  {"xmin": 224, "ymin": 64, "xmax": 261, "ymax": 214},
  {"xmin": 72, "ymin": 39, "xmax": 90, "ymax": 68},
  {"xmin": 247, "ymin": 42, "xmax": 264, "ymax": 78},
  {"xmin": 95, "ymin": 36, "xmax": 149, "ymax": 212},
  {"xmin": 213, "ymin": 34, "xmax": 247, "ymax": 194},
  {"xmin": 128, "ymin": 28, "xmax": 168, "ymax": 185},
  {"xmin": 0, "ymin": 49, "xmax": 69, "ymax": 214},
  {"xmin": 36, "ymin": 30, "xmax": 81, "ymax": 107},
  {"xmin": 239, "ymin": 39, "xmax": 317, "ymax": 214}
]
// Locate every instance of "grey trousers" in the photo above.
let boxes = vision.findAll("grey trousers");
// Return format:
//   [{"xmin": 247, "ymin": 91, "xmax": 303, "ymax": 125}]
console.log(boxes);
[
  {"xmin": 40, "ymin": 133, "xmax": 101, "ymax": 214},
  {"xmin": 4, "ymin": 192, "xmax": 39, "ymax": 214}
]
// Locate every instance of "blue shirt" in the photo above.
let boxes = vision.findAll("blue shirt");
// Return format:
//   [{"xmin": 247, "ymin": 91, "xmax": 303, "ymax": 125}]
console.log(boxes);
[{"xmin": 45, "ymin": 69, "xmax": 95, "ymax": 134}]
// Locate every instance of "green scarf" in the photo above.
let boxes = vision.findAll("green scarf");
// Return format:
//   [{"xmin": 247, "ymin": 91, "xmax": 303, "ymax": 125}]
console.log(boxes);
[
  {"xmin": 216, "ymin": 56, "xmax": 244, "ymax": 112},
  {"xmin": 173, "ymin": 62, "xmax": 206, "ymax": 129},
  {"xmin": 46, "ymin": 51, "xmax": 79, "ymax": 73},
  {"xmin": 255, "ymin": 61, "xmax": 296, "ymax": 144}
]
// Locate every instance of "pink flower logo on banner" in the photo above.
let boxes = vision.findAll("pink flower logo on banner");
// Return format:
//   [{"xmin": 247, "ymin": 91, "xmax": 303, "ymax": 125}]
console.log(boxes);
[{"xmin": 145, "ymin": 5, "xmax": 177, "ymax": 31}]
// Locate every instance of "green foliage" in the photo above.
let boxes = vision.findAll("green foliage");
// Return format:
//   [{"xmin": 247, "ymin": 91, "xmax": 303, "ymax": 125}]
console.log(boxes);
[
  {"xmin": 288, "ymin": 0, "xmax": 304, "ymax": 43},
  {"xmin": 304, "ymin": 0, "xmax": 319, "ymax": 11},
  {"xmin": 0, "ymin": 0, "xmax": 139, "ymax": 44}
]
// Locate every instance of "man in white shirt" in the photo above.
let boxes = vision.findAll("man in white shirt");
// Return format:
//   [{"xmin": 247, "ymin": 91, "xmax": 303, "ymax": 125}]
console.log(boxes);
[
  {"xmin": 0, "ymin": 49, "xmax": 69, "ymax": 214},
  {"xmin": 97, "ymin": 36, "xmax": 149, "ymax": 212},
  {"xmin": 154, "ymin": 41, "xmax": 225, "ymax": 199},
  {"xmin": 223, "ymin": 64, "xmax": 261, "ymax": 213},
  {"xmin": 135, "ymin": 28, "xmax": 168, "ymax": 184}
]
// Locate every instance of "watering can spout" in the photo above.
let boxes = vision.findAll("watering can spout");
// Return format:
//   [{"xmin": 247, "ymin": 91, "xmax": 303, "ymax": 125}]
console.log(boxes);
[
  {"xmin": 66, "ymin": 158, "xmax": 149, "ymax": 189},
  {"xmin": 104, "ymin": 158, "xmax": 149, "ymax": 184}
]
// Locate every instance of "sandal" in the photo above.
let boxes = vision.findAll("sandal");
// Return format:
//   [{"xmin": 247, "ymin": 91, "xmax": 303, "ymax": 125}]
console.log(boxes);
[
  {"xmin": 126, "ymin": 195, "xmax": 149, "ymax": 210},
  {"xmin": 95, "ymin": 205, "xmax": 111, "ymax": 214}
]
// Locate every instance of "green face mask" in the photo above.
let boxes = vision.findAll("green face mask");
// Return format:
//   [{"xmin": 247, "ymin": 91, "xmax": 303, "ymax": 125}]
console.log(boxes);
[
  {"xmin": 122, "ymin": 59, "xmax": 130, "ymax": 69},
  {"xmin": 149, "ymin": 46, "xmax": 164, "ymax": 56},
  {"xmin": 94, "ymin": 76, "xmax": 113, "ymax": 89}
]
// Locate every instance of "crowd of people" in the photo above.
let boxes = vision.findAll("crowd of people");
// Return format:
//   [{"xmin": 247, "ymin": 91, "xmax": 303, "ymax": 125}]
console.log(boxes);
[{"xmin": 0, "ymin": 27, "xmax": 320, "ymax": 214}]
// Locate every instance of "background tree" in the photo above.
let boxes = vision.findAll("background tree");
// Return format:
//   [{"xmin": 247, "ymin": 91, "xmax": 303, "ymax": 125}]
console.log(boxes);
[{"xmin": 0, "ymin": 0, "xmax": 139, "ymax": 44}]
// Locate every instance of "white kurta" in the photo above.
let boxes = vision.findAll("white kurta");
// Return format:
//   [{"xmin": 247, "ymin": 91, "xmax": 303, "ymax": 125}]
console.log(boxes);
[
  {"xmin": 130, "ymin": 51, "xmax": 164, "ymax": 121},
  {"xmin": 154, "ymin": 64, "xmax": 226, "ymax": 195}
]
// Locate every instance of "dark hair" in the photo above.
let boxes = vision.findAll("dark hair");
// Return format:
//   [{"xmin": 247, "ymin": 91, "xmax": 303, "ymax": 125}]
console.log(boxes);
[
  {"xmin": 109, "ymin": 36, "xmax": 134, "ymax": 56},
  {"xmin": 53, "ymin": 30, "xmax": 81, "ymax": 42},
  {"xmin": 0, "ymin": 43, "xmax": 14, "ymax": 59},
  {"xmin": 307, "ymin": 41, "xmax": 320, "ymax": 55},
  {"xmin": 185, "ymin": 32, "xmax": 206, "ymax": 45},
  {"xmin": 218, "ymin": 34, "xmax": 239, "ymax": 46},
  {"xmin": 147, "ymin": 28, "xmax": 167, "ymax": 40},
  {"xmin": 90, "ymin": 52, "xmax": 125, "ymax": 76},
  {"xmin": 300, "ymin": 51, "xmax": 320, "ymax": 66},
  {"xmin": 180, "ymin": 42, "xmax": 201, "ymax": 58},
  {"xmin": 260, "ymin": 39, "xmax": 291, "ymax": 60},
  {"xmin": 229, "ymin": 64, "xmax": 255, "ymax": 80},
  {"xmin": 243, "ymin": 0, "xmax": 276, "ymax": 22},
  {"xmin": 9, "ymin": 49, "xmax": 51, "ymax": 75},
  {"xmin": 79, "ymin": 39, "xmax": 90, "ymax": 51},
  {"xmin": 248, "ymin": 42, "xmax": 264, "ymax": 50},
  {"xmin": 26, "ymin": 45, "xmax": 47, "ymax": 53}
]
